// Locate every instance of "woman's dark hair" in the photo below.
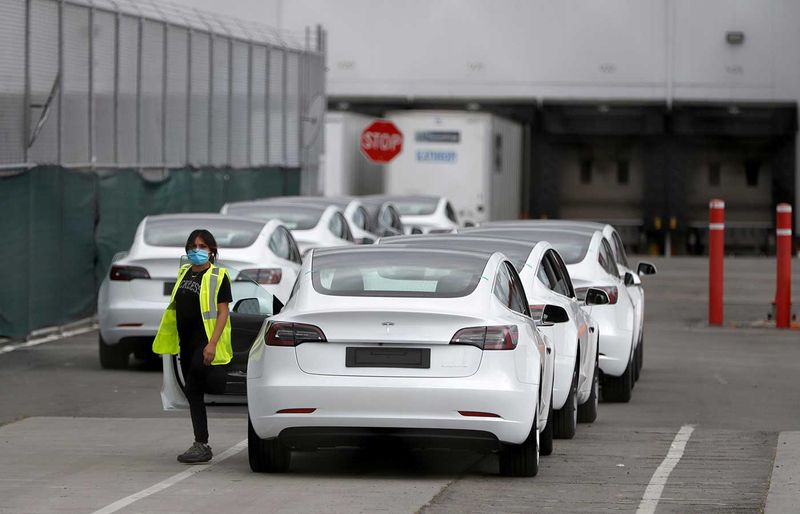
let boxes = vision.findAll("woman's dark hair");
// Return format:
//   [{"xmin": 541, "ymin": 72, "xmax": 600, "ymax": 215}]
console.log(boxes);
[{"xmin": 185, "ymin": 229, "xmax": 219, "ymax": 263}]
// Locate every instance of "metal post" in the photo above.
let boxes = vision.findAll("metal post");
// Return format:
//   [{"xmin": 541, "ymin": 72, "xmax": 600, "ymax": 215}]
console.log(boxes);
[
  {"xmin": 185, "ymin": 29, "xmax": 192, "ymax": 165},
  {"xmin": 207, "ymin": 35, "xmax": 214, "ymax": 165},
  {"xmin": 246, "ymin": 43, "xmax": 253, "ymax": 168},
  {"xmin": 23, "ymin": 0, "xmax": 31, "ymax": 162},
  {"xmin": 708, "ymin": 199, "xmax": 725, "ymax": 326},
  {"xmin": 775, "ymin": 204, "xmax": 793, "ymax": 328},
  {"xmin": 113, "ymin": 11, "xmax": 120, "ymax": 164},
  {"xmin": 161, "ymin": 22, "xmax": 168, "ymax": 166},
  {"xmin": 227, "ymin": 38, "xmax": 233, "ymax": 166},
  {"xmin": 136, "ymin": 17, "xmax": 143, "ymax": 166},
  {"xmin": 88, "ymin": 4, "xmax": 95, "ymax": 165},
  {"xmin": 264, "ymin": 47, "xmax": 270, "ymax": 165},
  {"xmin": 57, "ymin": 0, "xmax": 64, "ymax": 163},
  {"xmin": 282, "ymin": 49, "xmax": 287, "ymax": 166}
]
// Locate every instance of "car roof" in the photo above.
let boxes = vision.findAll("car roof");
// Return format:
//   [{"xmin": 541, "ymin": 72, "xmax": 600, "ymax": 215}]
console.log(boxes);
[
  {"xmin": 486, "ymin": 219, "xmax": 607, "ymax": 232},
  {"xmin": 146, "ymin": 212, "xmax": 267, "ymax": 226},
  {"xmin": 256, "ymin": 196, "xmax": 355, "ymax": 209},
  {"xmin": 225, "ymin": 201, "xmax": 330, "ymax": 214},
  {"xmin": 380, "ymin": 235, "xmax": 539, "ymax": 269},
  {"xmin": 312, "ymin": 245, "xmax": 499, "ymax": 262}
]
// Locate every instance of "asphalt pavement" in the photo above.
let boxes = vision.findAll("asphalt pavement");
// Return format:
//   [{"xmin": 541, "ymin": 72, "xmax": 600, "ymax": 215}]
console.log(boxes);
[{"xmin": 1, "ymin": 256, "xmax": 798, "ymax": 513}]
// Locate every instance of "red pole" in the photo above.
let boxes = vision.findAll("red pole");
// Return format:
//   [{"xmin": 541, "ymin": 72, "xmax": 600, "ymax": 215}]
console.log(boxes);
[
  {"xmin": 709, "ymin": 199, "xmax": 725, "ymax": 326},
  {"xmin": 775, "ymin": 203, "xmax": 793, "ymax": 328}
]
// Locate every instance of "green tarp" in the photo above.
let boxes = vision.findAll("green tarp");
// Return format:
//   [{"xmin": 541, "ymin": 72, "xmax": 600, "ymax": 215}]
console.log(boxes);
[{"xmin": 1, "ymin": 166, "xmax": 298, "ymax": 338}]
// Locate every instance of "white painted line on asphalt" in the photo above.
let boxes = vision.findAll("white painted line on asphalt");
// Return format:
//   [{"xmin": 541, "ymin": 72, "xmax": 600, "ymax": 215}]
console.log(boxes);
[
  {"xmin": 764, "ymin": 431, "xmax": 800, "ymax": 514},
  {"xmin": 0, "ymin": 326, "xmax": 97, "ymax": 355},
  {"xmin": 91, "ymin": 438, "xmax": 248, "ymax": 514},
  {"xmin": 636, "ymin": 424, "xmax": 695, "ymax": 514}
]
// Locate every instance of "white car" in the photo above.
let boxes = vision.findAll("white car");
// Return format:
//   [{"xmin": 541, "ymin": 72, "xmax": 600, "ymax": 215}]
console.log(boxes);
[
  {"xmin": 368, "ymin": 195, "xmax": 460, "ymax": 234},
  {"xmin": 247, "ymin": 196, "xmax": 378, "ymax": 244},
  {"xmin": 380, "ymin": 234, "xmax": 602, "ymax": 436},
  {"xmin": 464, "ymin": 226, "xmax": 638, "ymax": 402},
  {"xmin": 221, "ymin": 201, "xmax": 355, "ymax": 255},
  {"xmin": 354, "ymin": 196, "xmax": 406, "ymax": 237},
  {"xmin": 246, "ymin": 246, "xmax": 557, "ymax": 477},
  {"xmin": 97, "ymin": 214, "xmax": 301, "ymax": 369},
  {"xmin": 485, "ymin": 220, "xmax": 656, "ymax": 382}
]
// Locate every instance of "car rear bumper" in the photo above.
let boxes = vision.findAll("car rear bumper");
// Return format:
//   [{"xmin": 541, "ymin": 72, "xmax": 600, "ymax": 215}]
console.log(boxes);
[
  {"xmin": 99, "ymin": 301, "xmax": 166, "ymax": 344},
  {"xmin": 248, "ymin": 351, "xmax": 538, "ymax": 446},
  {"xmin": 276, "ymin": 427, "xmax": 501, "ymax": 452}
]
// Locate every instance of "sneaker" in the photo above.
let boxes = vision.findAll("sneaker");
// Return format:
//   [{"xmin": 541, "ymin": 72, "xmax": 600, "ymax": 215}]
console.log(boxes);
[{"xmin": 177, "ymin": 442, "xmax": 213, "ymax": 464}]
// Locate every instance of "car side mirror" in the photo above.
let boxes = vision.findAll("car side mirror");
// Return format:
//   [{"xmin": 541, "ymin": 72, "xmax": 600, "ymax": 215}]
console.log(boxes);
[
  {"xmin": 355, "ymin": 237, "xmax": 375, "ymax": 245},
  {"xmin": 624, "ymin": 272, "xmax": 635, "ymax": 287},
  {"xmin": 233, "ymin": 298, "xmax": 262, "ymax": 315},
  {"xmin": 273, "ymin": 296, "xmax": 284, "ymax": 315},
  {"xmin": 539, "ymin": 304, "xmax": 569, "ymax": 326},
  {"xmin": 584, "ymin": 288, "xmax": 610, "ymax": 306},
  {"xmin": 410, "ymin": 227, "xmax": 423, "ymax": 235},
  {"xmin": 464, "ymin": 221, "xmax": 476, "ymax": 228},
  {"xmin": 637, "ymin": 262, "xmax": 657, "ymax": 276}
]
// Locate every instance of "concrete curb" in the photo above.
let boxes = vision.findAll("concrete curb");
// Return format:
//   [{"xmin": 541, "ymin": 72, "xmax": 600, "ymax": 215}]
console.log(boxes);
[{"xmin": 765, "ymin": 431, "xmax": 800, "ymax": 514}]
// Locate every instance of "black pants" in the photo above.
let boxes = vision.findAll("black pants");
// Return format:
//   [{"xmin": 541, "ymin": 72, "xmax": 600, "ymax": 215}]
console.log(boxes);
[{"xmin": 180, "ymin": 343, "xmax": 210, "ymax": 444}]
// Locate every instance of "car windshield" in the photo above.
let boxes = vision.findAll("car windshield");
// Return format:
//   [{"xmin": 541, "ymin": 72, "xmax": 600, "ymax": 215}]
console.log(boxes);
[
  {"xmin": 392, "ymin": 198, "xmax": 439, "ymax": 216},
  {"xmin": 466, "ymin": 229, "xmax": 591, "ymax": 264},
  {"xmin": 225, "ymin": 205, "xmax": 324, "ymax": 230},
  {"xmin": 311, "ymin": 250, "xmax": 486, "ymax": 298},
  {"xmin": 144, "ymin": 218, "xmax": 264, "ymax": 248}
]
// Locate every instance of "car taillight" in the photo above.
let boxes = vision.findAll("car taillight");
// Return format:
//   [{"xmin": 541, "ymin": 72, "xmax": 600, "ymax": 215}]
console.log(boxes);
[
  {"xmin": 109, "ymin": 265, "xmax": 150, "ymax": 281},
  {"xmin": 240, "ymin": 268, "xmax": 282, "ymax": 284},
  {"xmin": 265, "ymin": 322, "xmax": 327, "ymax": 347},
  {"xmin": 450, "ymin": 325, "xmax": 518, "ymax": 350},
  {"xmin": 575, "ymin": 286, "xmax": 618, "ymax": 304}
]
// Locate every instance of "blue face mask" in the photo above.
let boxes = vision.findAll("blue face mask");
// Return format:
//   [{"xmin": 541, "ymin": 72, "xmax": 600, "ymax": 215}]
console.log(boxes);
[{"xmin": 187, "ymin": 248, "xmax": 209, "ymax": 266}]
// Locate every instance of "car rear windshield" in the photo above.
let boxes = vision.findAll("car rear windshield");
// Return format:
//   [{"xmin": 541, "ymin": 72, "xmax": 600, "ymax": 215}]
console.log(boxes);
[
  {"xmin": 392, "ymin": 198, "xmax": 439, "ymax": 216},
  {"xmin": 468, "ymin": 229, "xmax": 591, "ymax": 264},
  {"xmin": 225, "ymin": 205, "xmax": 324, "ymax": 230},
  {"xmin": 312, "ymin": 250, "xmax": 486, "ymax": 298},
  {"xmin": 144, "ymin": 218, "xmax": 264, "ymax": 248}
]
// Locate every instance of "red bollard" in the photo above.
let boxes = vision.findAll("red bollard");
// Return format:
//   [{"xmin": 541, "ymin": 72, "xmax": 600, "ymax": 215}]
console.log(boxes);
[
  {"xmin": 709, "ymin": 199, "xmax": 725, "ymax": 326},
  {"xmin": 775, "ymin": 203, "xmax": 793, "ymax": 328}
]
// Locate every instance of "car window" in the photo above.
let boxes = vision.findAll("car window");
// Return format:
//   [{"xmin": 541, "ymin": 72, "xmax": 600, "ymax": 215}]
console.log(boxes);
[
  {"xmin": 285, "ymin": 228, "xmax": 302, "ymax": 264},
  {"xmin": 225, "ymin": 204, "xmax": 324, "ymax": 230},
  {"xmin": 536, "ymin": 259, "xmax": 556, "ymax": 290},
  {"xmin": 145, "ymin": 217, "xmax": 264, "ymax": 248},
  {"xmin": 340, "ymin": 213, "xmax": 354, "ymax": 241},
  {"xmin": 353, "ymin": 207, "xmax": 369, "ymax": 231},
  {"xmin": 445, "ymin": 202, "xmax": 457, "ymax": 223},
  {"xmin": 379, "ymin": 205, "xmax": 393, "ymax": 229},
  {"xmin": 268, "ymin": 227, "xmax": 291, "ymax": 260},
  {"xmin": 551, "ymin": 250, "xmax": 575, "ymax": 298},
  {"xmin": 494, "ymin": 261, "xmax": 529, "ymax": 316},
  {"xmin": 546, "ymin": 251, "xmax": 571, "ymax": 297},
  {"xmin": 390, "ymin": 207, "xmax": 404, "ymax": 231},
  {"xmin": 328, "ymin": 212, "xmax": 346, "ymax": 239},
  {"xmin": 611, "ymin": 231, "xmax": 629, "ymax": 267},
  {"xmin": 600, "ymin": 239, "xmax": 620, "ymax": 277}
]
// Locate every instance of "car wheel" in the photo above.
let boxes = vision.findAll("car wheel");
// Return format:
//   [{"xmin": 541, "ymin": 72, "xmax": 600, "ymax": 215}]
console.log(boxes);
[
  {"xmin": 602, "ymin": 357, "xmax": 633, "ymax": 403},
  {"xmin": 553, "ymin": 365, "xmax": 578, "ymax": 439},
  {"xmin": 499, "ymin": 412, "xmax": 539, "ymax": 477},
  {"xmin": 577, "ymin": 355, "xmax": 599, "ymax": 423},
  {"xmin": 540, "ymin": 396, "xmax": 554, "ymax": 457},
  {"xmin": 248, "ymin": 417, "xmax": 291, "ymax": 473},
  {"xmin": 98, "ymin": 335, "xmax": 129, "ymax": 369}
]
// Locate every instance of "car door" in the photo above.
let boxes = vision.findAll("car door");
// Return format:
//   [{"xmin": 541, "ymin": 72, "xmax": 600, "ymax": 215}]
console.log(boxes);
[
  {"xmin": 160, "ymin": 265, "xmax": 276, "ymax": 410},
  {"xmin": 599, "ymin": 239, "xmax": 636, "ymax": 354},
  {"xmin": 267, "ymin": 226, "xmax": 301, "ymax": 301}
]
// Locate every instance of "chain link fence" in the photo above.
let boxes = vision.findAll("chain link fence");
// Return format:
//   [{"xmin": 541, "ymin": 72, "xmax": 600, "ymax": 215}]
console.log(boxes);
[{"xmin": 0, "ymin": 0, "xmax": 326, "ymax": 180}]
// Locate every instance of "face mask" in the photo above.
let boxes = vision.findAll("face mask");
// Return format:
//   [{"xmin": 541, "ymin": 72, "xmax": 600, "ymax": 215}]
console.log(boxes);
[{"xmin": 187, "ymin": 248, "xmax": 209, "ymax": 266}]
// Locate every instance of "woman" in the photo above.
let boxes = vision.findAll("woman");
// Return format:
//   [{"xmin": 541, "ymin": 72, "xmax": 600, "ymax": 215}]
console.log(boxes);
[{"xmin": 153, "ymin": 229, "xmax": 233, "ymax": 464}]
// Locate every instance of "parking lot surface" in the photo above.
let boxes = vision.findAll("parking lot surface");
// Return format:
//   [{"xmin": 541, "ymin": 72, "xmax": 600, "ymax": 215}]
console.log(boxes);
[{"xmin": 1, "ymin": 256, "xmax": 798, "ymax": 513}]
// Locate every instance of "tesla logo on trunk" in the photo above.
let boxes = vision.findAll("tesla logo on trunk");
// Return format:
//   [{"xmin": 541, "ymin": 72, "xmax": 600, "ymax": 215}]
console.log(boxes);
[{"xmin": 381, "ymin": 321, "xmax": 394, "ymax": 335}]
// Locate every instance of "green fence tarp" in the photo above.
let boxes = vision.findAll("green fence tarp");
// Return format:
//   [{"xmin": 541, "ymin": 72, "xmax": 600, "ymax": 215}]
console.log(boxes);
[{"xmin": 2, "ymin": 166, "xmax": 298, "ymax": 339}]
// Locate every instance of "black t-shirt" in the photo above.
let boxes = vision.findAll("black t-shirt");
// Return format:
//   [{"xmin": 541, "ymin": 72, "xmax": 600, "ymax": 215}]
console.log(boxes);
[{"xmin": 175, "ymin": 267, "xmax": 232, "ymax": 351}]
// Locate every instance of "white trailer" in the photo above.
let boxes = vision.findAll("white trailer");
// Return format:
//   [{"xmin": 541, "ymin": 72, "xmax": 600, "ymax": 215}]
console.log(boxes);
[
  {"xmin": 320, "ymin": 111, "xmax": 383, "ymax": 196},
  {"xmin": 384, "ymin": 110, "xmax": 523, "ymax": 226}
]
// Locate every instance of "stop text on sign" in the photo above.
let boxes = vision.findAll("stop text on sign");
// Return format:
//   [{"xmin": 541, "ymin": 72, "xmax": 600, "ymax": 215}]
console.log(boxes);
[{"xmin": 360, "ymin": 120, "xmax": 403, "ymax": 164}]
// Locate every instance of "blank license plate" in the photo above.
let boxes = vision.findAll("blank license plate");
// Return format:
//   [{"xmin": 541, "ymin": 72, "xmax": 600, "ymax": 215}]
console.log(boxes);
[
  {"xmin": 163, "ymin": 282, "xmax": 175, "ymax": 295},
  {"xmin": 345, "ymin": 347, "xmax": 430, "ymax": 369}
]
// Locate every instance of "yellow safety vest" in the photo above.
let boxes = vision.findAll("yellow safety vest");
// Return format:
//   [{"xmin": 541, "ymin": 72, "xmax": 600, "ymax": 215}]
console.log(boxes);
[{"xmin": 152, "ymin": 263, "xmax": 232, "ymax": 365}]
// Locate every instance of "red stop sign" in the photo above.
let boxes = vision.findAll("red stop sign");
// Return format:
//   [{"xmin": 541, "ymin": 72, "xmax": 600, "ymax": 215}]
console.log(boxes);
[{"xmin": 360, "ymin": 120, "xmax": 403, "ymax": 163}]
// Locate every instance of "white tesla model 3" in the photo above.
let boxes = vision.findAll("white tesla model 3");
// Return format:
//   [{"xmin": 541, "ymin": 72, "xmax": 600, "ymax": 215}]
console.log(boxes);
[
  {"xmin": 247, "ymin": 246, "xmax": 556, "ymax": 477},
  {"xmin": 463, "ymin": 227, "xmax": 638, "ymax": 403},
  {"xmin": 97, "ymin": 214, "xmax": 301, "ymax": 369},
  {"xmin": 380, "ymin": 234, "xmax": 603, "ymax": 436},
  {"xmin": 367, "ymin": 195, "xmax": 460, "ymax": 234},
  {"xmin": 220, "ymin": 201, "xmax": 355, "ymax": 254}
]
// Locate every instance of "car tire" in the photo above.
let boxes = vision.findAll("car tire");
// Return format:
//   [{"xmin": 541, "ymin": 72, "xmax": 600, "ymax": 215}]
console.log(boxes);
[
  {"xmin": 99, "ymin": 335, "xmax": 129, "ymax": 369},
  {"xmin": 602, "ymin": 357, "xmax": 633, "ymax": 403},
  {"xmin": 553, "ymin": 365, "xmax": 578, "ymax": 439},
  {"xmin": 578, "ymin": 355, "xmax": 599, "ymax": 423},
  {"xmin": 499, "ymin": 412, "xmax": 539, "ymax": 477},
  {"xmin": 248, "ymin": 417, "xmax": 291, "ymax": 473},
  {"xmin": 540, "ymin": 398, "xmax": 554, "ymax": 457}
]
